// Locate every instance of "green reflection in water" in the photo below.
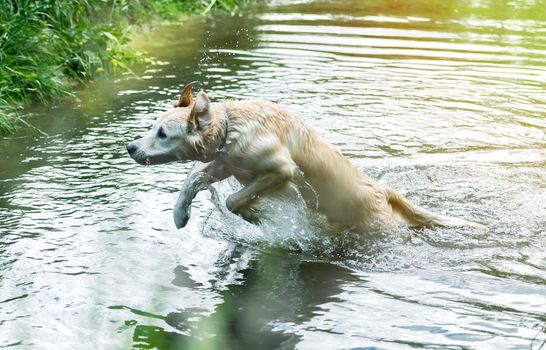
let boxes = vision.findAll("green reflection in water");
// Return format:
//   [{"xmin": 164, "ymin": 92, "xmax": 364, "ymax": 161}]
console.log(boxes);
[{"xmin": 124, "ymin": 250, "xmax": 360, "ymax": 350}]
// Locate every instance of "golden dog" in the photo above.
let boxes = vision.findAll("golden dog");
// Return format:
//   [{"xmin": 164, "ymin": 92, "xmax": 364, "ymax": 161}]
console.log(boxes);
[{"xmin": 127, "ymin": 82, "xmax": 485, "ymax": 230}]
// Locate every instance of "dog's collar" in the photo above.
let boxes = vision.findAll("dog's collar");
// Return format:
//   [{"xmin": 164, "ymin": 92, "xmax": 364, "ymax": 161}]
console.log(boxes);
[
  {"xmin": 217, "ymin": 117, "xmax": 229, "ymax": 152},
  {"xmin": 208, "ymin": 117, "xmax": 229, "ymax": 162}
]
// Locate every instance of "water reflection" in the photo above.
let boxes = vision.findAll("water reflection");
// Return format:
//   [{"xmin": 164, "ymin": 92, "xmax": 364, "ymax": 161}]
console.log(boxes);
[{"xmin": 116, "ymin": 247, "xmax": 359, "ymax": 349}]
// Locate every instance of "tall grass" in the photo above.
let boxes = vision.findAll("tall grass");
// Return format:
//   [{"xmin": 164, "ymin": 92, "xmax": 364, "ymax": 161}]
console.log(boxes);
[{"xmin": 0, "ymin": 0, "xmax": 254, "ymax": 134}]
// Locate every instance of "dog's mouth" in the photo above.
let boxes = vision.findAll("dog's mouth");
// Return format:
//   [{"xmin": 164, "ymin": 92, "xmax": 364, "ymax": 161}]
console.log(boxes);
[{"xmin": 132, "ymin": 153, "xmax": 177, "ymax": 166}]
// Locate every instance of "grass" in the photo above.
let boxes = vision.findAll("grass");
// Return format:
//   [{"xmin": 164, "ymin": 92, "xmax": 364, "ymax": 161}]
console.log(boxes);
[{"xmin": 0, "ymin": 0, "xmax": 255, "ymax": 135}]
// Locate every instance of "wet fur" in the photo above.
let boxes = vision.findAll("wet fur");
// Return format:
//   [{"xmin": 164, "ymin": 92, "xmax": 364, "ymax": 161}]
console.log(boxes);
[{"xmin": 127, "ymin": 85, "xmax": 486, "ymax": 231}]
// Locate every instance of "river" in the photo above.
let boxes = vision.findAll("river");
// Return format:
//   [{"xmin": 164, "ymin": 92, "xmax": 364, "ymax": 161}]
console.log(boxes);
[{"xmin": 1, "ymin": 0, "xmax": 545, "ymax": 349}]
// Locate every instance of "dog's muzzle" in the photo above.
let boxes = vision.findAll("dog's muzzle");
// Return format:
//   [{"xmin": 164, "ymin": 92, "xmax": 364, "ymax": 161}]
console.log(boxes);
[
  {"xmin": 127, "ymin": 141, "xmax": 171, "ymax": 165},
  {"xmin": 126, "ymin": 141, "xmax": 148, "ymax": 165}
]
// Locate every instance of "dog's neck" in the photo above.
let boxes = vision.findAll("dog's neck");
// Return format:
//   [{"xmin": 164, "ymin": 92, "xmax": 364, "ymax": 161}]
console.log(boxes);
[
  {"xmin": 195, "ymin": 106, "xmax": 229, "ymax": 163},
  {"xmin": 217, "ymin": 117, "xmax": 229, "ymax": 151}
]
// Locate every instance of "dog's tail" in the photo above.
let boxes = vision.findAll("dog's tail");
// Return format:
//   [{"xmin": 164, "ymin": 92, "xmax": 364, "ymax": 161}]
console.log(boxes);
[{"xmin": 385, "ymin": 187, "xmax": 486, "ymax": 230}]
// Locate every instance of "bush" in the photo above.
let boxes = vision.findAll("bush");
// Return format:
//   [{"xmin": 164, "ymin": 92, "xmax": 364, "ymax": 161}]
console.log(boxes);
[{"xmin": 0, "ymin": 0, "xmax": 253, "ymax": 134}]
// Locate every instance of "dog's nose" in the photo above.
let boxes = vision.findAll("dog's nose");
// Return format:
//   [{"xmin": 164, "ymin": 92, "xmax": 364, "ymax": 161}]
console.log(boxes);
[{"xmin": 126, "ymin": 142, "xmax": 138, "ymax": 156}]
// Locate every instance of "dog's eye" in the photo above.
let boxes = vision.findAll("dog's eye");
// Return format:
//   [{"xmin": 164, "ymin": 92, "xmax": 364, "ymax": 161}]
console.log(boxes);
[{"xmin": 157, "ymin": 128, "xmax": 167, "ymax": 139}]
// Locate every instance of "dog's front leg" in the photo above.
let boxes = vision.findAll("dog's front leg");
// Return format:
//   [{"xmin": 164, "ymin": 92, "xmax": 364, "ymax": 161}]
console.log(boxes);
[
  {"xmin": 226, "ymin": 165, "xmax": 294, "ymax": 223},
  {"xmin": 174, "ymin": 161, "xmax": 231, "ymax": 228}
]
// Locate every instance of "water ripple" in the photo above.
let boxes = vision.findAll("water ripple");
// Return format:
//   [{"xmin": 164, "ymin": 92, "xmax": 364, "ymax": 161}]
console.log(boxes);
[{"xmin": 1, "ymin": 0, "xmax": 545, "ymax": 348}]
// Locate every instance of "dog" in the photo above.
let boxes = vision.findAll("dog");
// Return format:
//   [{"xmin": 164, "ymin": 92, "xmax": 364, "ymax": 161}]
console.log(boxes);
[{"xmin": 127, "ymin": 82, "xmax": 485, "ymax": 231}]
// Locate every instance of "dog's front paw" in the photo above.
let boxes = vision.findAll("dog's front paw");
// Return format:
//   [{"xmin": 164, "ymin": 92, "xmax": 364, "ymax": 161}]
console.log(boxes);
[
  {"xmin": 173, "ymin": 204, "xmax": 191, "ymax": 229},
  {"xmin": 239, "ymin": 207, "xmax": 262, "ymax": 225},
  {"xmin": 226, "ymin": 194, "xmax": 262, "ymax": 225}
]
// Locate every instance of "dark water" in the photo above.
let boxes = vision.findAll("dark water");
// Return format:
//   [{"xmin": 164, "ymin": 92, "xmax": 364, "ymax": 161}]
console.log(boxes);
[{"xmin": 1, "ymin": 0, "xmax": 546, "ymax": 349}]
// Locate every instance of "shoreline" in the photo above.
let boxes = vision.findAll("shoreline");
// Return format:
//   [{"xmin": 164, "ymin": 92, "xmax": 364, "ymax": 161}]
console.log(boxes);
[{"xmin": 0, "ymin": 0, "xmax": 254, "ymax": 135}]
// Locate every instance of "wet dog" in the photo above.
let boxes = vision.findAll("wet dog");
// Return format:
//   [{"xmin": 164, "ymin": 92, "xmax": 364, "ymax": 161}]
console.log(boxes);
[{"xmin": 127, "ymin": 82, "xmax": 485, "ymax": 230}]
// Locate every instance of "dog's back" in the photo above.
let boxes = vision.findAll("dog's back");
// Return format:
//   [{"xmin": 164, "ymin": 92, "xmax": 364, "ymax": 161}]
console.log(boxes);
[
  {"xmin": 222, "ymin": 100, "xmax": 395, "ymax": 228},
  {"xmin": 221, "ymin": 99, "xmax": 485, "ymax": 230}
]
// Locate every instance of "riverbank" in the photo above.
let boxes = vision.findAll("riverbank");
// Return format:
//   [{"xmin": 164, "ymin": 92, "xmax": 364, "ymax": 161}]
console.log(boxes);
[{"xmin": 0, "ymin": 0, "xmax": 253, "ymax": 135}]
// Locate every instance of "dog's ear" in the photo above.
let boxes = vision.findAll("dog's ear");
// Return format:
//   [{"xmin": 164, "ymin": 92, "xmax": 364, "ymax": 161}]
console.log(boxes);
[
  {"xmin": 176, "ymin": 81, "xmax": 196, "ymax": 107},
  {"xmin": 188, "ymin": 90, "xmax": 213, "ymax": 132}
]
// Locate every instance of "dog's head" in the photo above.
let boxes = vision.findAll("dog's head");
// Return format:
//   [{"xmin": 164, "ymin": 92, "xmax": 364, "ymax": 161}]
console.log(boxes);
[{"xmin": 127, "ymin": 82, "xmax": 219, "ymax": 165}]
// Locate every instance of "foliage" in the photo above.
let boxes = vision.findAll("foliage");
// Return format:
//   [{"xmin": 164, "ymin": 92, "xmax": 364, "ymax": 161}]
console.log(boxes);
[{"xmin": 0, "ymin": 0, "xmax": 253, "ymax": 134}]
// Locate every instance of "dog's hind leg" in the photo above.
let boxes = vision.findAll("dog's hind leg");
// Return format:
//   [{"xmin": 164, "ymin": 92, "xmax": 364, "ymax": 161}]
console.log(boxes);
[
  {"xmin": 225, "ymin": 164, "xmax": 294, "ymax": 224},
  {"xmin": 174, "ymin": 161, "xmax": 231, "ymax": 229}
]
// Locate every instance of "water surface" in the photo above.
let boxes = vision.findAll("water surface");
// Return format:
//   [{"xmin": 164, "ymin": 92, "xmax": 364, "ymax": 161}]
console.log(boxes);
[{"xmin": 1, "ymin": 0, "xmax": 545, "ymax": 349}]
